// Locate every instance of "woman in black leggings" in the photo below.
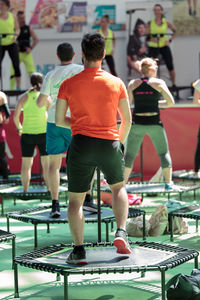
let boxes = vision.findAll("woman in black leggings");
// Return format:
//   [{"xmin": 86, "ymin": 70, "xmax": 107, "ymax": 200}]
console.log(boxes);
[{"xmin": 0, "ymin": 0, "xmax": 21, "ymax": 89}]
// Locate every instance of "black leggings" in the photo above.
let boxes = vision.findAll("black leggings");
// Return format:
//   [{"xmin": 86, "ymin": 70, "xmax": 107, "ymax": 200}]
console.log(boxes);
[
  {"xmin": 104, "ymin": 55, "xmax": 118, "ymax": 76},
  {"xmin": 0, "ymin": 141, "xmax": 9, "ymax": 179},
  {"xmin": 0, "ymin": 43, "xmax": 21, "ymax": 77},
  {"xmin": 148, "ymin": 46, "xmax": 174, "ymax": 71},
  {"xmin": 194, "ymin": 126, "xmax": 200, "ymax": 172}
]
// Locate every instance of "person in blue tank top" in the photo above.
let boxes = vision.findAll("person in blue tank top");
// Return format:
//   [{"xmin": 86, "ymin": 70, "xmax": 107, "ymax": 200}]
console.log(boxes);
[{"xmin": 124, "ymin": 57, "xmax": 175, "ymax": 189}]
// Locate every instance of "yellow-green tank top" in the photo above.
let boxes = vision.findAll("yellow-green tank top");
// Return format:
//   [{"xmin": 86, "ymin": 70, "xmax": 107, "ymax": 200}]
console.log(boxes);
[
  {"xmin": 22, "ymin": 91, "xmax": 47, "ymax": 134},
  {"xmin": 98, "ymin": 28, "xmax": 113, "ymax": 55},
  {"xmin": 149, "ymin": 18, "xmax": 168, "ymax": 48},
  {"xmin": 0, "ymin": 12, "xmax": 15, "ymax": 46}
]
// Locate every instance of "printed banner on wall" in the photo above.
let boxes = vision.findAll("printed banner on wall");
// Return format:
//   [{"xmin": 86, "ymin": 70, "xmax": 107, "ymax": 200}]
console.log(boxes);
[
  {"xmin": 58, "ymin": 1, "xmax": 87, "ymax": 32},
  {"xmin": 29, "ymin": 0, "xmax": 62, "ymax": 29},
  {"xmin": 92, "ymin": 5, "xmax": 116, "ymax": 29},
  {"xmin": 10, "ymin": 0, "xmax": 25, "ymax": 14}
]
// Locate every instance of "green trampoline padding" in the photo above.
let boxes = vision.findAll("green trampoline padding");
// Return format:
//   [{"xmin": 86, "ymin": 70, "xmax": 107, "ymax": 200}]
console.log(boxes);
[
  {"xmin": 172, "ymin": 169, "xmax": 200, "ymax": 181},
  {"xmin": 14, "ymin": 241, "xmax": 199, "ymax": 300}
]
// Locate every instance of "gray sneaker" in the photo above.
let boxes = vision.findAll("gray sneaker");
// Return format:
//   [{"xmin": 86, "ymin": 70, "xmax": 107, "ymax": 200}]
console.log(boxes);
[
  {"xmin": 113, "ymin": 228, "xmax": 131, "ymax": 254},
  {"xmin": 66, "ymin": 246, "xmax": 87, "ymax": 265}
]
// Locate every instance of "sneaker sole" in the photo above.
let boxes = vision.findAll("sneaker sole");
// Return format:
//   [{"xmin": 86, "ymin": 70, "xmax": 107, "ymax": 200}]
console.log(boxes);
[
  {"xmin": 50, "ymin": 212, "xmax": 61, "ymax": 218},
  {"xmin": 113, "ymin": 238, "xmax": 132, "ymax": 254}
]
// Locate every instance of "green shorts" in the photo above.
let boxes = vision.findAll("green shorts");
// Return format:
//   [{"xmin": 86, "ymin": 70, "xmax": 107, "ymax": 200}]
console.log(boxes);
[{"xmin": 67, "ymin": 134, "xmax": 125, "ymax": 193}]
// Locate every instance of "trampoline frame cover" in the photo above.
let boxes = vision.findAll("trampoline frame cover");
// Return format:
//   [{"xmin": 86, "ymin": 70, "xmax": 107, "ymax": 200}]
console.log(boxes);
[{"xmin": 14, "ymin": 241, "xmax": 199, "ymax": 300}]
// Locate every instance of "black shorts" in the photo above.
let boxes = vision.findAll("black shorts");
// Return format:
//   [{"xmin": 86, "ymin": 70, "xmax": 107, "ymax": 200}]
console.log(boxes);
[
  {"xmin": 148, "ymin": 46, "xmax": 174, "ymax": 71},
  {"xmin": 21, "ymin": 133, "xmax": 48, "ymax": 157},
  {"xmin": 67, "ymin": 134, "xmax": 125, "ymax": 193}
]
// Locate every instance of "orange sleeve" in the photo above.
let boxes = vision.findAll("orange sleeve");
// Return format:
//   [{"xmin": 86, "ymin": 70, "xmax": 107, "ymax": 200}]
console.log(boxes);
[
  {"xmin": 57, "ymin": 80, "xmax": 68, "ymax": 101},
  {"xmin": 119, "ymin": 81, "xmax": 128, "ymax": 99}
]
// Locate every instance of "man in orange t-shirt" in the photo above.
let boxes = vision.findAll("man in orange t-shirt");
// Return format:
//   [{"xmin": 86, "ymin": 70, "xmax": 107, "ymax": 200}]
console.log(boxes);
[{"xmin": 56, "ymin": 33, "xmax": 132, "ymax": 264}]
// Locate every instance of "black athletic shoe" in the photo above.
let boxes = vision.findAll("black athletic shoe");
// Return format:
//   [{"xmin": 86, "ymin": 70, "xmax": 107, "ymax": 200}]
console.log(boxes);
[
  {"xmin": 83, "ymin": 194, "xmax": 98, "ymax": 213},
  {"xmin": 113, "ymin": 228, "xmax": 132, "ymax": 254},
  {"xmin": 50, "ymin": 202, "xmax": 61, "ymax": 218},
  {"xmin": 66, "ymin": 246, "xmax": 87, "ymax": 265}
]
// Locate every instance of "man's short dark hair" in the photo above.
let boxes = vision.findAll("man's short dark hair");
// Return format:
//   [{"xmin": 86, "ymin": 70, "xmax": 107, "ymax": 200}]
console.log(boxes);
[
  {"xmin": 17, "ymin": 10, "xmax": 24, "ymax": 16},
  {"xmin": 81, "ymin": 33, "xmax": 105, "ymax": 62},
  {"xmin": 57, "ymin": 42, "xmax": 74, "ymax": 62}
]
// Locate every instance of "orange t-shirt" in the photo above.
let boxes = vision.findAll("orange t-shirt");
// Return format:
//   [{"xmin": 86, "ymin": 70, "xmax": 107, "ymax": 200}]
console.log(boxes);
[{"xmin": 58, "ymin": 67, "xmax": 128, "ymax": 140}]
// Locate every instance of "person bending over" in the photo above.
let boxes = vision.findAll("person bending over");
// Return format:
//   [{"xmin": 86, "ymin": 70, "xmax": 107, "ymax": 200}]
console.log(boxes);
[
  {"xmin": 13, "ymin": 72, "xmax": 50, "ymax": 192},
  {"xmin": 124, "ymin": 57, "xmax": 174, "ymax": 189},
  {"xmin": 56, "ymin": 33, "xmax": 132, "ymax": 264}
]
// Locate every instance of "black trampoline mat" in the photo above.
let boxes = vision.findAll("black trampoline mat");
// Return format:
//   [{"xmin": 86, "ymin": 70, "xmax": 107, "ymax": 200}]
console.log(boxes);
[
  {"xmin": 21, "ymin": 207, "xmax": 114, "ymax": 221},
  {"xmin": 170, "ymin": 204, "xmax": 200, "ymax": 216},
  {"xmin": 36, "ymin": 246, "xmax": 176, "ymax": 269}
]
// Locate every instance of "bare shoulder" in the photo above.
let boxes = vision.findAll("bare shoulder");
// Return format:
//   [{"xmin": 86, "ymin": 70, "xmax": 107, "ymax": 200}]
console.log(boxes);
[
  {"xmin": 128, "ymin": 78, "xmax": 142, "ymax": 90},
  {"xmin": 0, "ymin": 91, "xmax": 7, "ymax": 105},
  {"xmin": 148, "ymin": 77, "xmax": 166, "ymax": 90}
]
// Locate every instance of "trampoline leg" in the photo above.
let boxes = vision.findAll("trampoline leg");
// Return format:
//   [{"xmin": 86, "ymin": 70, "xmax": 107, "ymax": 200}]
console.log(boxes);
[
  {"xmin": 56, "ymin": 273, "xmax": 61, "ymax": 281},
  {"xmin": 1, "ymin": 197, "xmax": 4, "ymax": 216},
  {"xmin": 34, "ymin": 224, "xmax": 38, "ymax": 248},
  {"xmin": 111, "ymin": 221, "xmax": 114, "ymax": 232},
  {"xmin": 7, "ymin": 216, "xmax": 10, "ymax": 232},
  {"xmin": 12, "ymin": 237, "xmax": 16, "ymax": 269},
  {"xmin": 106, "ymin": 222, "xmax": 109, "ymax": 242},
  {"xmin": 196, "ymin": 220, "xmax": 198, "ymax": 233},
  {"xmin": 47, "ymin": 223, "xmax": 50, "ymax": 233},
  {"xmin": 161, "ymin": 269, "xmax": 166, "ymax": 300},
  {"xmin": 195, "ymin": 256, "xmax": 198, "ymax": 269},
  {"xmin": 170, "ymin": 215, "xmax": 174, "ymax": 242},
  {"xmin": 14, "ymin": 262, "xmax": 19, "ymax": 298},
  {"xmin": 64, "ymin": 274, "xmax": 69, "ymax": 300},
  {"xmin": 143, "ymin": 213, "xmax": 146, "ymax": 240},
  {"xmin": 14, "ymin": 197, "xmax": 16, "ymax": 206}
]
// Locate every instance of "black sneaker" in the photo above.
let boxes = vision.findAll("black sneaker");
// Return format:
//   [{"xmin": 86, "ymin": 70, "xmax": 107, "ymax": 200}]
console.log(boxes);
[
  {"xmin": 66, "ymin": 246, "xmax": 87, "ymax": 265},
  {"xmin": 113, "ymin": 228, "xmax": 132, "ymax": 254},
  {"xmin": 83, "ymin": 195, "xmax": 98, "ymax": 213},
  {"xmin": 50, "ymin": 202, "xmax": 61, "ymax": 218}
]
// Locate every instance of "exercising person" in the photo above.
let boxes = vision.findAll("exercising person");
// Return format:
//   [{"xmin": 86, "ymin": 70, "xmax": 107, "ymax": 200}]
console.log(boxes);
[
  {"xmin": 146, "ymin": 3, "xmax": 176, "ymax": 86},
  {"xmin": 124, "ymin": 57, "xmax": 174, "ymax": 189},
  {"xmin": 13, "ymin": 72, "xmax": 50, "ymax": 192},
  {"xmin": 98, "ymin": 15, "xmax": 118, "ymax": 76},
  {"xmin": 10, "ymin": 10, "xmax": 38, "ymax": 90},
  {"xmin": 56, "ymin": 33, "xmax": 132, "ymax": 264},
  {"xmin": 0, "ymin": 91, "xmax": 10, "ymax": 179},
  {"xmin": 0, "ymin": 0, "xmax": 21, "ymax": 89},
  {"xmin": 37, "ymin": 42, "xmax": 85, "ymax": 218}
]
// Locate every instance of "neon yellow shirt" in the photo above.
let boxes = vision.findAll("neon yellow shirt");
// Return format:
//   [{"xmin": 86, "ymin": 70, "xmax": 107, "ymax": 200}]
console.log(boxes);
[
  {"xmin": 149, "ymin": 18, "xmax": 168, "ymax": 48},
  {"xmin": 22, "ymin": 91, "xmax": 47, "ymax": 134},
  {"xmin": 0, "ymin": 12, "xmax": 15, "ymax": 46},
  {"xmin": 98, "ymin": 28, "xmax": 113, "ymax": 55}
]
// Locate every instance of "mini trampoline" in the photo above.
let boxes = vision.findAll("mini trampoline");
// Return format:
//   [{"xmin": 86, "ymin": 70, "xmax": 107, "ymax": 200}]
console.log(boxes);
[
  {"xmin": 0, "ymin": 229, "xmax": 16, "ymax": 268},
  {"xmin": 13, "ymin": 241, "xmax": 199, "ymax": 300},
  {"xmin": 6, "ymin": 205, "xmax": 145, "ymax": 248},
  {"xmin": 0, "ymin": 172, "xmax": 42, "ymax": 185},
  {"xmin": 100, "ymin": 181, "xmax": 200, "ymax": 201},
  {"xmin": 0, "ymin": 184, "xmax": 68, "ymax": 216},
  {"xmin": 169, "ymin": 203, "xmax": 200, "ymax": 241},
  {"xmin": 172, "ymin": 169, "xmax": 200, "ymax": 182}
]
